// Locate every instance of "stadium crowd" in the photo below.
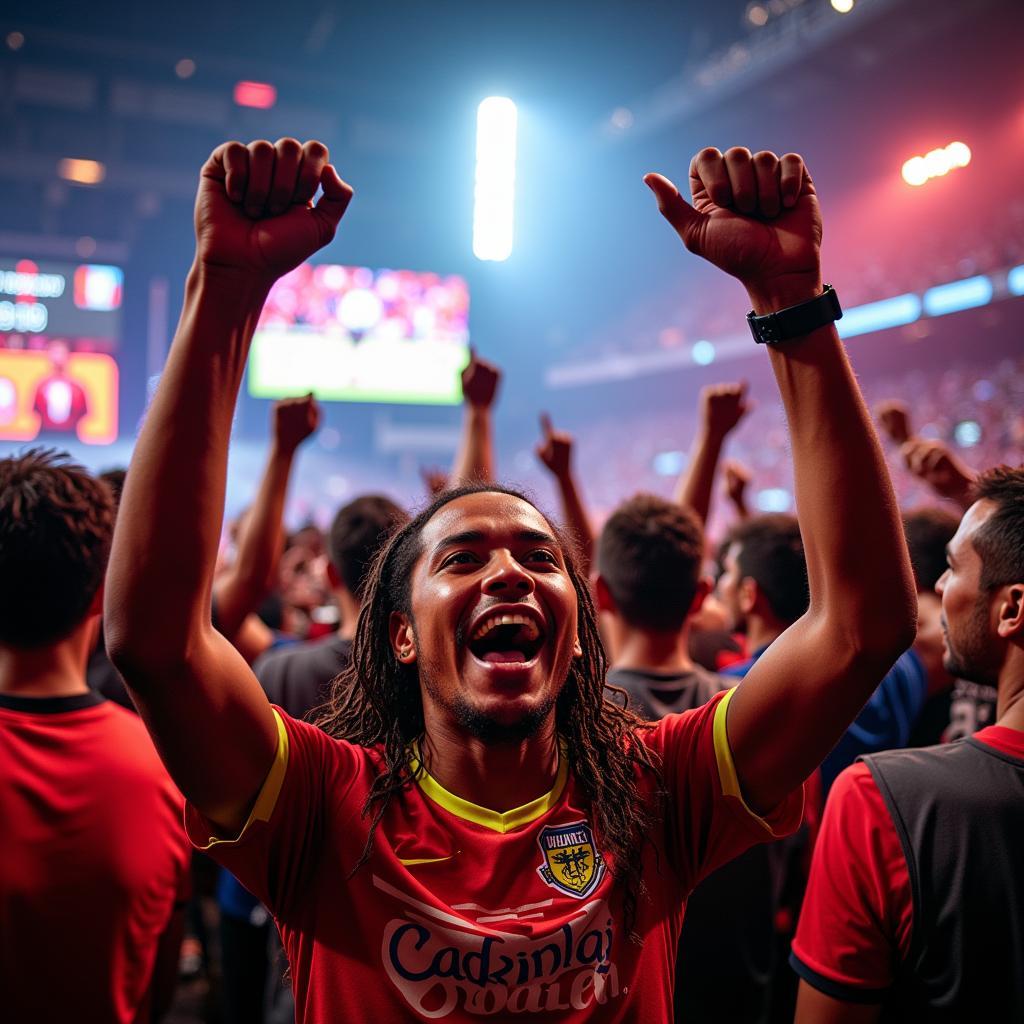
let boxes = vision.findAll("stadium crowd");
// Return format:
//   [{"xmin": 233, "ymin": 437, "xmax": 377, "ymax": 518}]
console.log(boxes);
[{"xmin": 1, "ymin": 137, "xmax": 1022, "ymax": 1024}]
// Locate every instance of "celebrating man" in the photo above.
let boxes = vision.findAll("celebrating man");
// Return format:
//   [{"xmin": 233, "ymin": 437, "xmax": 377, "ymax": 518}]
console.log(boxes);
[{"xmin": 106, "ymin": 138, "xmax": 915, "ymax": 1020}]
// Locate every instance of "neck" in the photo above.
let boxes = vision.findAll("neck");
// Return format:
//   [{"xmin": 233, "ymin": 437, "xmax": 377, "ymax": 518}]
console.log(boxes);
[
  {"xmin": 610, "ymin": 621, "xmax": 692, "ymax": 674},
  {"xmin": 744, "ymin": 613, "xmax": 786, "ymax": 655},
  {"xmin": 335, "ymin": 588, "xmax": 360, "ymax": 642},
  {"xmin": 419, "ymin": 710, "xmax": 560, "ymax": 813},
  {"xmin": 995, "ymin": 646, "xmax": 1024, "ymax": 731},
  {"xmin": 0, "ymin": 619, "xmax": 95, "ymax": 697}
]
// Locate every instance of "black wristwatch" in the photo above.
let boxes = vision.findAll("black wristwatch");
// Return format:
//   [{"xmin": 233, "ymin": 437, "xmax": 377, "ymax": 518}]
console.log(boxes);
[{"xmin": 746, "ymin": 284, "xmax": 842, "ymax": 345}]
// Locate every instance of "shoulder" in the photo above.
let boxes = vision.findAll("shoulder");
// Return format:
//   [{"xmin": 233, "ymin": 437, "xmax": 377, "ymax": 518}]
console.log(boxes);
[{"xmin": 641, "ymin": 687, "xmax": 729, "ymax": 757}]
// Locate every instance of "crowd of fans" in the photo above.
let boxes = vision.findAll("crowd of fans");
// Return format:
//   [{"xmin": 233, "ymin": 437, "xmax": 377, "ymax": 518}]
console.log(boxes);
[{"xmin": 1, "ymin": 137, "xmax": 1022, "ymax": 1024}]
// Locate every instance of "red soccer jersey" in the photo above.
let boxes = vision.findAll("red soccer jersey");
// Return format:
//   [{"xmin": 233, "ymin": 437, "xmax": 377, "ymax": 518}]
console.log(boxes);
[
  {"xmin": 186, "ymin": 687, "xmax": 804, "ymax": 1021},
  {"xmin": 791, "ymin": 725, "xmax": 1024, "ymax": 1000},
  {"xmin": 0, "ymin": 691, "xmax": 191, "ymax": 1024}
]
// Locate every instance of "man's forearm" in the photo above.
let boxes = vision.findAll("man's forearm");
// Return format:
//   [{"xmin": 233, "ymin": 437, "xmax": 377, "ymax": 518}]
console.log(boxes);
[
  {"xmin": 106, "ymin": 266, "xmax": 269, "ymax": 668},
  {"xmin": 451, "ymin": 406, "xmax": 495, "ymax": 484},
  {"xmin": 215, "ymin": 441, "xmax": 294, "ymax": 638},
  {"xmin": 554, "ymin": 470, "xmax": 595, "ymax": 576},
  {"xmin": 674, "ymin": 429, "xmax": 725, "ymax": 524},
  {"xmin": 758, "ymin": 297, "xmax": 915, "ymax": 649}
]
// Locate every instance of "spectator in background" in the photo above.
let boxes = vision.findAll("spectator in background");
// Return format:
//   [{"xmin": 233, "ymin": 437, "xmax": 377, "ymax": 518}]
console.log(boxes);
[
  {"xmin": 597, "ymin": 494, "xmax": 778, "ymax": 1024},
  {"xmin": 792, "ymin": 467, "xmax": 1024, "ymax": 1020},
  {"xmin": 0, "ymin": 449, "xmax": 190, "ymax": 1023},
  {"xmin": 255, "ymin": 494, "xmax": 408, "ymax": 720}
]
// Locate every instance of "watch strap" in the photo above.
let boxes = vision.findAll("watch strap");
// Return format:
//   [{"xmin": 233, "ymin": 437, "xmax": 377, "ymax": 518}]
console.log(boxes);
[{"xmin": 747, "ymin": 284, "xmax": 842, "ymax": 345}]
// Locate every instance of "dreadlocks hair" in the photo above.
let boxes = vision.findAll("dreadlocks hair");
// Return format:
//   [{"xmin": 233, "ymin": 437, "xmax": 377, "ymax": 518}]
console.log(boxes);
[{"xmin": 314, "ymin": 482, "xmax": 663, "ymax": 940}]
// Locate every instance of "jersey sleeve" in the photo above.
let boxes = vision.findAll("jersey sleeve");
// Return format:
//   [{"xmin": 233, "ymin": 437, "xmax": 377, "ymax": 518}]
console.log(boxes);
[
  {"xmin": 647, "ymin": 687, "xmax": 805, "ymax": 894},
  {"xmin": 183, "ymin": 708, "xmax": 365, "ymax": 917},
  {"xmin": 790, "ymin": 761, "xmax": 913, "ymax": 1002}
]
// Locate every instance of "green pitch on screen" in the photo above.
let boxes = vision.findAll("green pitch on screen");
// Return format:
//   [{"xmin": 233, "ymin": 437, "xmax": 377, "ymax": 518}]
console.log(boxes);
[{"xmin": 247, "ymin": 330, "xmax": 469, "ymax": 406}]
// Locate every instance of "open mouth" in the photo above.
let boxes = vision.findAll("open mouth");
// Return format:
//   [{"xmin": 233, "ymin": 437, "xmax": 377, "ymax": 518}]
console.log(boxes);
[{"xmin": 467, "ymin": 612, "xmax": 546, "ymax": 665}]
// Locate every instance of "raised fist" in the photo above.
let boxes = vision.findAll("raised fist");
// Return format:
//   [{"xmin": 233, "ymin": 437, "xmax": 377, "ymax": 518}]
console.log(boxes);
[
  {"xmin": 194, "ymin": 138, "xmax": 353, "ymax": 281},
  {"xmin": 273, "ymin": 393, "xmax": 321, "ymax": 453},
  {"xmin": 461, "ymin": 348, "xmax": 502, "ymax": 410},
  {"xmin": 536, "ymin": 413, "xmax": 574, "ymax": 480},
  {"xmin": 645, "ymin": 148, "xmax": 822, "ymax": 311},
  {"xmin": 420, "ymin": 466, "xmax": 450, "ymax": 498},
  {"xmin": 700, "ymin": 381, "xmax": 751, "ymax": 439},
  {"xmin": 875, "ymin": 400, "xmax": 913, "ymax": 446},
  {"xmin": 723, "ymin": 459, "xmax": 752, "ymax": 510},
  {"xmin": 900, "ymin": 437, "xmax": 976, "ymax": 506}
]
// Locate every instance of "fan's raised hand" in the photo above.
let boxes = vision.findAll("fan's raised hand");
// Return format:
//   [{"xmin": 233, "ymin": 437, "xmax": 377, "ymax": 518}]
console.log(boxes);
[{"xmin": 195, "ymin": 138, "xmax": 353, "ymax": 281}]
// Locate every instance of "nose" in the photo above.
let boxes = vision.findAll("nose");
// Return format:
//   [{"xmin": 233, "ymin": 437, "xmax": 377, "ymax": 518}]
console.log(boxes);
[
  {"xmin": 481, "ymin": 549, "xmax": 535, "ymax": 596},
  {"xmin": 935, "ymin": 569, "xmax": 949, "ymax": 596}
]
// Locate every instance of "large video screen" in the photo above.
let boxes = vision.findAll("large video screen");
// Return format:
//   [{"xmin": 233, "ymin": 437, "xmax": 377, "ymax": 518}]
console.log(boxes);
[
  {"xmin": 247, "ymin": 263, "xmax": 470, "ymax": 405},
  {"xmin": 0, "ymin": 258, "xmax": 121, "ymax": 444}
]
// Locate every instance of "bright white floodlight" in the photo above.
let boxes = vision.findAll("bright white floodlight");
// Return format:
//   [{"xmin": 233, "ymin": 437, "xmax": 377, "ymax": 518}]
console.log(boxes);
[{"xmin": 473, "ymin": 97, "xmax": 518, "ymax": 262}]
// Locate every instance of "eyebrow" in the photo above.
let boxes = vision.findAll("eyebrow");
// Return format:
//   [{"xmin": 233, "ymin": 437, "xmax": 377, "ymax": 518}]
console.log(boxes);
[
  {"xmin": 945, "ymin": 545, "xmax": 956, "ymax": 565},
  {"xmin": 432, "ymin": 527, "xmax": 559, "ymax": 558}
]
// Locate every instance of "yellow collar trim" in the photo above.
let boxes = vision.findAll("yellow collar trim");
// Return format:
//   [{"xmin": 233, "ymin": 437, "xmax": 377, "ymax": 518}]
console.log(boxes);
[{"xmin": 409, "ymin": 742, "xmax": 568, "ymax": 834}]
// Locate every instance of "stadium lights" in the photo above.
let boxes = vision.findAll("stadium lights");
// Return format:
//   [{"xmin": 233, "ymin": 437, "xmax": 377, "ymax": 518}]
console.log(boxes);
[
  {"xmin": 58, "ymin": 158, "xmax": 106, "ymax": 186},
  {"xmin": 1008, "ymin": 264, "xmax": 1024, "ymax": 297},
  {"xmin": 902, "ymin": 141, "xmax": 971, "ymax": 187},
  {"xmin": 473, "ymin": 97, "xmax": 518, "ymax": 262},
  {"xmin": 831, "ymin": 0, "xmax": 855, "ymax": 13},
  {"xmin": 923, "ymin": 275, "xmax": 992, "ymax": 317},
  {"xmin": 837, "ymin": 293, "xmax": 921, "ymax": 339},
  {"xmin": 691, "ymin": 340, "xmax": 716, "ymax": 365},
  {"xmin": 234, "ymin": 81, "xmax": 277, "ymax": 109}
]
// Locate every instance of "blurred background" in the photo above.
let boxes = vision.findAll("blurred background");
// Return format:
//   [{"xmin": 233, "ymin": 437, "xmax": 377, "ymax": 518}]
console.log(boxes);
[{"xmin": 1, "ymin": 0, "xmax": 1022, "ymax": 539}]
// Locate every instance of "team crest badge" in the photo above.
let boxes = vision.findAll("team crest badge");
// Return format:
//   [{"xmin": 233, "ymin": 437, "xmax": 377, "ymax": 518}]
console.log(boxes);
[{"xmin": 536, "ymin": 820, "xmax": 606, "ymax": 899}]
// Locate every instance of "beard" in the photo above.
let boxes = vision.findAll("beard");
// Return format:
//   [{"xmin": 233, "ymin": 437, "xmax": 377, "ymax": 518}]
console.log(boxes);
[
  {"xmin": 418, "ymin": 640, "xmax": 562, "ymax": 745},
  {"xmin": 943, "ymin": 594, "xmax": 1000, "ymax": 687}
]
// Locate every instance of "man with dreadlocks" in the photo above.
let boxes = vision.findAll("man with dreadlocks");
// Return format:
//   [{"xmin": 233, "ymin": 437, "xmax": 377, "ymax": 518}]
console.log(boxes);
[{"xmin": 106, "ymin": 138, "xmax": 916, "ymax": 1021}]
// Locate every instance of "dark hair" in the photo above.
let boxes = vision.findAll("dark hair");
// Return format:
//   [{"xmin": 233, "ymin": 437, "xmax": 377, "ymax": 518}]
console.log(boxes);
[
  {"xmin": 315, "ymin": 483, "xmax": 661, "ymax": 938},
  {"xmin": 972, "ymin": 466, "xmax": 1024, "ymax": 592},
  {"xmin": 729, "ymin": 514, "xmax": 809, "ymax": 624},
  {"xmin": 0, "ymin": 449, "xmax": 114, "ymax": 648},
  {"xmin": 596, "ymin": 493, "xmax": 704, "ymax": 632},
  {"xmin": 903, "ymin": 507, "xmax": 960, "ymax": 593},
  {"xmin": 98, "ymin": 467, "xmax": 127, "ymax": 508},
  {"xmin": 328, "ymin": 495, "xmax": 409, "ymax": 601}
]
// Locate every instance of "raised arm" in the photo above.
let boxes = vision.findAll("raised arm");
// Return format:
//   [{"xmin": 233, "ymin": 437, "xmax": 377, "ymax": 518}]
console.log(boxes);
[
  {"xmin": 105, "ymin": 138, "xmax": 352, "ymax": 832},
  {"xmin": 449, "ymin": 348, "xmax": 501, "ymax": 485},
  {"xmin": 536, "ymin": 413, "xmax": 595, "ymax": 575},
  {"xmin": 646, "ymin": 148, "xmax": 916, "ymax": 812},
  {"xmin": 876, "ymin": 399, "xmax": 975, "ymax": 510},
  {"xmin": 673, "ymin": 381, "xmax": 750, "ymax": 524},
  {"xmin": 722, "ymin": 458, "xmax": 752, "ymax": 522},
  {"xmin": 214, "ymin": 393, "xmax": 320, "ymax": 639}
]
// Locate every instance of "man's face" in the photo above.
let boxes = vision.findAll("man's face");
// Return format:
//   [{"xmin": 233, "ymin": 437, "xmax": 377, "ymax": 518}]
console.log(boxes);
[
  {"xmin": 715, "ymin": 543, "xmax": 745, "ymax": 631},
  {"xmin": 936, "ymin": 500, "xmax": 1001, "ymax": 687},
  {"xmin": 394, "ymin": 493, "xmax": 582, "ymax": 743}
]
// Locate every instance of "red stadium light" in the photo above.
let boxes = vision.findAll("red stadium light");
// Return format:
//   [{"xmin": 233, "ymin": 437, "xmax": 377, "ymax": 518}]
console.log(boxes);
[{"xmin": 233, "ymin": 81, "xmax": 277, "ymax": 109}]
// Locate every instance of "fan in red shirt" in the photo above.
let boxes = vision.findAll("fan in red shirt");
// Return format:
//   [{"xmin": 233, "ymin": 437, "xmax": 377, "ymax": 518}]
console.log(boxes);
[
  {"xmin": 105, "ymin": 137, "xmax": 916, "ymax": 1020},
  {"xmin": 792, "ymin": 467, "xmax": 1024, "ymax": 1021},
  {"xmin": 0, "ymin": 449, "xmax": 190, "ymax": 1024}
]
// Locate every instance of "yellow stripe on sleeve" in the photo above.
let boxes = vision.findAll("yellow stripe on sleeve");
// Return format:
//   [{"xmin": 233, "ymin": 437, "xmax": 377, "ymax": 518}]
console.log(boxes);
[
  {"xmin": 712, "ymin": 687, "xmax": 802, "ymax": 838},
  {"xmin": 194, "ymin": 708, "xmax": 290, "ymax": 850}
]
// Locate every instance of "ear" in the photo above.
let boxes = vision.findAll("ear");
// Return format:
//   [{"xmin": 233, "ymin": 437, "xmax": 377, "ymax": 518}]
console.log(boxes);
[
  {"xmin": 326, "ymin": 561, "xmax": 341, "ymax": 590},
  {"xmin": 389, "ymin": 611, "xmax": 417, "ymax": 664},
  {"xmin": 996, "ymin": 584, "xmax": 1024, "ymax": 641},
  {"xmin": 688, "ymin": 576, "xmax": 713, "ymax": 617},
  {"xmin": 738, "ymin": 577, "xmax": 758, "ymax": 617},
  {"xmin": 594, "ymin": 575, "xmax": 616, "ymax": 615}
]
